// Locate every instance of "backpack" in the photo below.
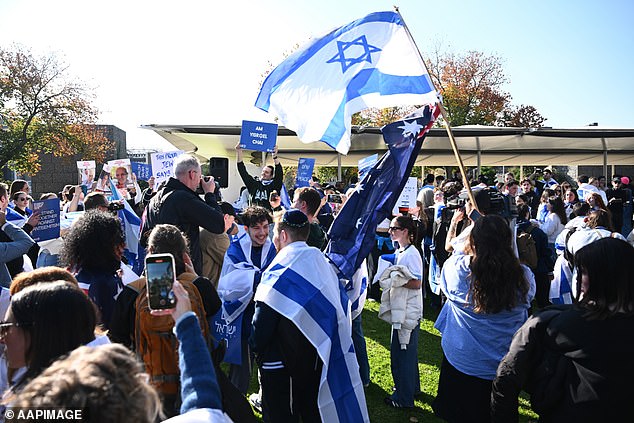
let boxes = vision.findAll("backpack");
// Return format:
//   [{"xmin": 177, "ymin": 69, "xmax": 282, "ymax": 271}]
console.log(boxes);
[
  {"xmin": 517, "ymin": 225, "xmax": 538, "ymax": 269},
  {"xmin": 129, "ymin": 272, "xmax": 211, "ymax": 397}
]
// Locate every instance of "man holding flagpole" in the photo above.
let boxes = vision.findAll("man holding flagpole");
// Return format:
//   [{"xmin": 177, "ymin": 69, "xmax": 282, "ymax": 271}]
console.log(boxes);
[{"xmin": 252, "ymin": 209, "xmax": 369, "ymax": 423}]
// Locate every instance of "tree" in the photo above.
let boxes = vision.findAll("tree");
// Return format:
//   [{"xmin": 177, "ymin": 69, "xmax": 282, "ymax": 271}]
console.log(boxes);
[
  {"xmin": 497, "ymin": 104, "xmax": 547, "ymax": 128},
  {"xmin": 425, "ymin": 49, "xmax": 512, "ymax": 126},
  {"xmin": 0, "ymin": 45, "xmax": 112, "ymax": 174}
]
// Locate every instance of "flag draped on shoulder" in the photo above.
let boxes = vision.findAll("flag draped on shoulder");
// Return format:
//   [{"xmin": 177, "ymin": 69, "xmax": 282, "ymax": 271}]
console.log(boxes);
[
  {"xmin": 326, "ymin": 105, "xmax": 439, "ymax": 280},
  {"xmin": 217, "ymin": 232, "xmax": 276, "ymax": 324},
  {"xmin": 255, "ymin": 241, "xmax": 369, "ymax": 423},
  {"xmin": 109, "ymin": 180, "xmax": 141, "ymax": 256},
  {"xmin": 255, "ymin": 11, "xmax": 437, "ymax": 154}
]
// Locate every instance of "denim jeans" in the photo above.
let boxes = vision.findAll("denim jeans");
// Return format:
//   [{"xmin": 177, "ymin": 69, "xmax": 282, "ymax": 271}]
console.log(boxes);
[{"xmin": 389, "ymin": 322, "xmax": 420, "ymax": 407}]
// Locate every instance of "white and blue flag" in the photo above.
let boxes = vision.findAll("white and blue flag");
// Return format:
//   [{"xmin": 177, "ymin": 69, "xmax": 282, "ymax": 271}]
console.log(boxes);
[
  {"xmin": 215, "ymin": 232, "xmax": 276, "ymax": 364},
  {"xmin": 109, "ymin": 180, "xmax": 141, "ymax": 256},
  {"xmin": 255, "ymin": 241, "xmax": 369, "ymax": 423},
  {"xmin": 255, "ymin": 11, "xmax": 438, "ymax": 155}
]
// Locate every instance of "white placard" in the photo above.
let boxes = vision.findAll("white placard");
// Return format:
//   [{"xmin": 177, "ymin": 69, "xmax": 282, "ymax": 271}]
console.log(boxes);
[
  {"xmin": 392, "ymin": 177, "xmax": 418, "ymax": 215},
  {"xmin": 150, "ymin": 151, "xmax": 184, "ymax": 184}
]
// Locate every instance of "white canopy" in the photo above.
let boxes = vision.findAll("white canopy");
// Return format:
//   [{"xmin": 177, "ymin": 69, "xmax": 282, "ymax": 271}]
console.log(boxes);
[{"xmin": 141, "ymin": 124, "xmax": 634, "ymax": 170}]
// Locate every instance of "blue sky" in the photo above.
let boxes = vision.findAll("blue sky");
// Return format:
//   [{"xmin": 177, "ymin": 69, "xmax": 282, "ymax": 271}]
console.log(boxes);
[{"xmin": 1, "ymin": 0, "xmax": 632, "ymax": 150}]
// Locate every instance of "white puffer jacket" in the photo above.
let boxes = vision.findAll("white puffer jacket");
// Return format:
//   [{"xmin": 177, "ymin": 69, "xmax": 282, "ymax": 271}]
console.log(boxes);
[{"xmin": 378, "ymin": 265, "xmax": 423, "ymax": 349}]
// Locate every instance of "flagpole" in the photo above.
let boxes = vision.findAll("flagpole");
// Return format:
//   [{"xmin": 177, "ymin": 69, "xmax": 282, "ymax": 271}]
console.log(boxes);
[{"xmin": 394, "ymin": 6, "xmax": 480, "ymax": 212}]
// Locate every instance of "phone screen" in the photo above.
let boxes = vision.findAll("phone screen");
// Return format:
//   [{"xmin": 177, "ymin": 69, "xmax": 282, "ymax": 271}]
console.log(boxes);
[
  {"xmin": 145, "ymin": 254, "xmax": 176, "ymax": 310},
  {"xmin": 327, "ymin": 194, "xmax": 342, "ymax": 204}
]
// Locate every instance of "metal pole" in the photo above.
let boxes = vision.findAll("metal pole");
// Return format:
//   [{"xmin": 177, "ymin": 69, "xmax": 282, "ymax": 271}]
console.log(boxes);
[{"xmin": 395, "ymin": 6, "xmax": 479, "ymax": 211}]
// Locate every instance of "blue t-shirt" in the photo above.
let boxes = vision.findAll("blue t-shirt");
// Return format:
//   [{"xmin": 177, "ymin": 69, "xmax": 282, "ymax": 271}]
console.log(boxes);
[{"xmin": 434, "ymin": 254, "xmax": 535, "ymax": 380}]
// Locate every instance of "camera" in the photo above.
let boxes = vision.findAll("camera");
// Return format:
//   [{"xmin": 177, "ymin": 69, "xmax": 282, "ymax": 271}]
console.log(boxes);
[
  {"xmin": 196, "ymin": 176, "xmax": 220, "ymax": 196},
  {"xmin": 108, "ymin": 202, "xmax": 125, "ymax": 212},
  {"xmin": 445, "ymin": 187, "xmax": 517, "ymax": 219}
]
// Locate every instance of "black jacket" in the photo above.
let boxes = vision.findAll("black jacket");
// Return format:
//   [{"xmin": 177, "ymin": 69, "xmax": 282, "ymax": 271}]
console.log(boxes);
[
  {"xmin": 492, "ymin": 305, "xmax": 634, "ymax": 422},
  {"xmin": 237, "ymin": 162, "xmax": 283, "ymax": 211},
  {"xmin": 143, "ymin": 177, "xmax": 224, "ymax": 274}
]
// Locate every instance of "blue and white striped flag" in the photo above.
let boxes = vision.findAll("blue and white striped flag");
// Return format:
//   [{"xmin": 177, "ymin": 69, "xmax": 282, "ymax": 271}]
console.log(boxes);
[
  {"xmin": 5, "ymin": 207, "xmax": 27, "ymax": 227},
  {"xmin": 215, "ymin": 232, "xmax": 276, "ymax": 364},
  {"xmin": 255, "ymin": 241, "xmax": 369, "ymax": 423},
  {"xmin": 109, "ymin": 180, "xmax": 141, "ymax": 256},
  {"xmin": 255, "ymin": 11, "xmax": 438, "ymax": 154}
]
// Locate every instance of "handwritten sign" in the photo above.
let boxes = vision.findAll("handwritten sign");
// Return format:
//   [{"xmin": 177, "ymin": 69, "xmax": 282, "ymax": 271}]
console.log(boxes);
[
  {"xmin": 239, "ymin": 120, "xmax": 278, "ymax": 152},
  {"xmin": 150, "ymin": 150, "xmax": 184, "ymax": 184},
  {"xmin": 296, "ymin": 158, "xmax": 315, "ymax": 188},
  {"xmin": 31, "ymin": 198, "xmax": 61, "ymax": 242}
]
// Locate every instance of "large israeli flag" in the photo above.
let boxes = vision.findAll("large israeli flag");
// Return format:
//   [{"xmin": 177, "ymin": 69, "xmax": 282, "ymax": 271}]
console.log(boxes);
[
  {"xmin": 255, "ymin": 241, "xmax": 369, "ymax": 423},
  {"xmin": 255, "ymin": 11, "xmax": 437, "ymax": 155}
]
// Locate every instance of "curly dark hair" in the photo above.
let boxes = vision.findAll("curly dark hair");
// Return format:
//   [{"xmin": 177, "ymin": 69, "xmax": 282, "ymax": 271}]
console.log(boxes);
[
  {"xmin": 469, "ymin": 215, "xmax": 530, "ymax": 313},
  {"xmin": 61, "ymin": 210, "xmax": 125, "ymax": 273},
  {"xmin": 240, "ymin": 206, "xmax": 273, "ymax": 227}
]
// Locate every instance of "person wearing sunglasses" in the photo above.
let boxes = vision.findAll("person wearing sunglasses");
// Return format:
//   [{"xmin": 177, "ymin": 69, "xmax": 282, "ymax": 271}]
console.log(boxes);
[
  {"xmin": 379, "ymin": 215, "xmax": 423, "ymax": 408},
  {"xmin": 0, "ymin": 281, "xmax": 101, "ymax": 397}
]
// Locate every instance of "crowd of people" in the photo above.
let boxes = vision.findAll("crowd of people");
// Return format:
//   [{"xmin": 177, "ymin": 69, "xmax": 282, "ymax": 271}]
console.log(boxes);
[{"xmin": 0, "ymin": 158, "xmax": 632, "ymax": 422}]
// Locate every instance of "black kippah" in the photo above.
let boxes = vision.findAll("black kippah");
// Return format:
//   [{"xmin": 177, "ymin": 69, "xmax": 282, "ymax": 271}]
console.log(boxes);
[{"xmin": 282, "ymin": 209, "xmax": 308, "ymax": 227}]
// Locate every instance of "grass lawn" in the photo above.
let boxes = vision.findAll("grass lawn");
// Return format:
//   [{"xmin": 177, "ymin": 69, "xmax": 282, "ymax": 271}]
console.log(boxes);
[{"xmin": 244, "ymin": 297, "xmax": 538, "ymax": 422}]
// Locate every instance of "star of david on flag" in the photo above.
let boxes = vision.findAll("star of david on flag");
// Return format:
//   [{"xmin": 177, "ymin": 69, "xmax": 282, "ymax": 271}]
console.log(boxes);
[{"xmin": 255, "ymin": 11, "xmax": 438, "ymax": 155}]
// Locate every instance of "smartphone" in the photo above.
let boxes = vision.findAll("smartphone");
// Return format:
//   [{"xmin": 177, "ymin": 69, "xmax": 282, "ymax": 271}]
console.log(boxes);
[
  {"xmin": 145, "ymin": 253, "xmax": 177, "ymax": 310},
  {"xmin": 327, "ymin": 194, "xmax": 342, "ymax": 203}
]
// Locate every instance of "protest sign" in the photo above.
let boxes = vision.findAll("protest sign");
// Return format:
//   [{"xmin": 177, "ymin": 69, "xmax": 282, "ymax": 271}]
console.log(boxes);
[
  {"xmin": 151, "ymin": 150, "xmax": 184, "ymax": 184},
  {"xmin": 296, "ymin": 158, "xmax": 315, "ymax": 188},
  {"xmin": 76, "ymin": 161, "xmax": 96, "ymax": 190},
  {"xmin": 30, "ymin": 198, "xmax": 61, "ymax": 242},
  {"xmin": 392, "ymin": 177, "xmax": 418, "ymax": 215},
  {"xmin": 239, "ymin": 120, "xmax": 278, "ymax": 152},
  {"xmin": 95, "ymin": 164, "xmax": 112, "ymax": 193},
  {"xmin": 131, "ymin": 162, "xmax": 152, "ymax": 181}
]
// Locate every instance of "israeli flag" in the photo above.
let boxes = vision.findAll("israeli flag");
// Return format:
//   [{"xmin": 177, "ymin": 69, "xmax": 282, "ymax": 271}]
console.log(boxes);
[
  {"xmin": 5, "ymin": 207, "xmax": 28, "ymax": 227},
  {"xmin": 109, "ymin": 180, "xmax": 141, "ymax": 256},
  {"xmin": 255, "ymin": 242, "xmax": 369, "ymax": 423},
  {"xmin": 217, "ymin": 232, "xmax": 276, "ymax": 324},
  {"xmin": 550, "ymin": 255, "xmax": 573, "ymax": 305},
  {"xmin": 255, "ymin": 11, "xmax": 437, "ymax": 155}
]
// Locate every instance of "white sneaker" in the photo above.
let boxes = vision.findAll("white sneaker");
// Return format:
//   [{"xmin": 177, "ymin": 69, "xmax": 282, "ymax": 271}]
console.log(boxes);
[{"xmin": 249, "ymin": 393, "xmax": 262, "ymax": 413}]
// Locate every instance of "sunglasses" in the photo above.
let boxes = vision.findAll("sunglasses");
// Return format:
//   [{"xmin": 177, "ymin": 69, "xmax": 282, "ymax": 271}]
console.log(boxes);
[
  {"xmin": 388, "ymin": 226, "xmax": 404, "ymax": 232},
  {"xmin": 17, "ymin": 197, "xmax": 27, "ymax": 201},
  {"xmin": 0, "ymin": 321, "xmax": 31, "ymax": 338}
]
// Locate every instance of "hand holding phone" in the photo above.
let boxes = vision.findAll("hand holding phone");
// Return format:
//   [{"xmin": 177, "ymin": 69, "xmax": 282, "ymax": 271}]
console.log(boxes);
[
  {"xmin": 327, "ymin": 194, "xmax": 342, "ymax": 204},
  {"xmin": 145, "ymin": 253, "xmax": 177, "ymax": 310}
]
